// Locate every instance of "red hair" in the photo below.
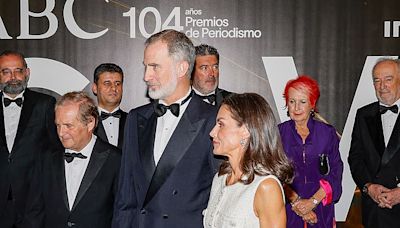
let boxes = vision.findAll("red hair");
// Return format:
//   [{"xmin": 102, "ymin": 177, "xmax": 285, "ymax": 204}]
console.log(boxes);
[{"xmin": 283, "ymin": 75, "xmax": 320, "ymax": 111}]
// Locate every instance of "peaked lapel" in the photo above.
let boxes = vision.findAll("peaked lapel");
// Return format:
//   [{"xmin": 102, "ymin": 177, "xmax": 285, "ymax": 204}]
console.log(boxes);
[
  {"xmin": 94, "ymin": 121, "xmax": 108, "ymax": 144},
  {"xmin": 138, "ymin": 107, "xmax": 157, "ymax": 183},
  {"xmin": 381, "ymin": 113, "xmax": 400, "ymax": 166},
  {"xmin": 52, "ymin": 147, "xmax": 70, "ymax": 211},
  {"xmin": 0, "ymin": 93, "xmax": 7, "ymax": 153},
  {"xmin": 366, "ymin": 106, "xmax": 385, "ymax": 157},
  {"xmin": 71, "ymin": 139, "xmax": 109, "ymax": 211},
  {"xmin": 12, "ymin": 89, "xmax": 35, "ymax": 153},
  {"xmin": 117, "ymin": 111, "xmax": 127, "ymax": 149},
  {"xmin": 143, "ymin": 97, "xmax": 206, "ymax": 206}
]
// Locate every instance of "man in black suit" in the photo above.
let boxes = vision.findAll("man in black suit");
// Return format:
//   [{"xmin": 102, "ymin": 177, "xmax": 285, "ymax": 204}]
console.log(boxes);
[
  {"xmin": 92, "ymin": 63, "xmax": 127, "ymax": 149},
  {"xmin": 40, "ymin": 91, "xmax": 121, "ymax": 228},
  {"xmin": 113, "ymin": 30, "xmax": 219, "ymax": 228},
  {"xmin": 349, "ymin": 58, "xmax": 400, "ymax": 227},
  {"xmin": 0, "ymin": 50, "xmax": 57, "ymax": 227},
  {"xmin": 191, "ymin": 44, "xmax": 232, "ymax": 106}
]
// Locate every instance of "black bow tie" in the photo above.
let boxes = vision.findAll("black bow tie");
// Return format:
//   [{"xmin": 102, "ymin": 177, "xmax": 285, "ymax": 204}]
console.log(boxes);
[
  {"xmin": 198, "ymin": 94, "xmax": 216, "ymax": 104},
  {"xmin": 64, "ymin": 152, "xmax": 87, "ymax": 163},
  {"xmin": 154, "ymin": 91, "xmax": 193, "ymax": 117},
  {"xmin": 3, "ymin": 97, "xmax": 23, "ymax": 107},
  {"xmin": 100, "ymin": 110, "xmax": 122, "ymax": 120},
  {"xmin": 380, "ymin": 105, "xmax": 398, "ymax": 114},
  {"xmin": 155, "ymin": 103, "xmax": 180, "ymax": 117}
]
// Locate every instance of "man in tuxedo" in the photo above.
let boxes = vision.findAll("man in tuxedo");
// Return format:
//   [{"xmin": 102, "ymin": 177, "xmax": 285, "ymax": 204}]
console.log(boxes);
[
  {"xmin": 191, "ymin": 44, "xmax": 232, "ymax": 106},
  {"xmin": 349, "ymin": 58, "xmax": 400, "ymax": 227},
  {"xmin": 0, "ymin": 50, "xmax": 57, "ymax": 227},
  {"xmin": 40, "ymin": 91, "xmax": 121, "ymax": 228},
  {"xmin": 92, "ymin": 63, "xmax": 127, "ymax": 149},
  {"xmin": 113, "ymin": 30, "xmax": 219, "ymax": 228}
]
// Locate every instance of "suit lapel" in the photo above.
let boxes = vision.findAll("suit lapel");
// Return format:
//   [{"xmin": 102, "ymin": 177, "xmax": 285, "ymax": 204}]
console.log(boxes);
[
  {"xmin": 138, "ymin": 108, "xmax": 157, "ymax": 183},
  {"xmin": 53, "ymin": 147, "xmax": 70, "ymax": 211},
  {"xmin": 95, "ymin": 121, "xmax": 108, "ymax": 143},
  {"xmin": 143, "ymin": 97, "xmax": 206, "ymax": 206},
  {"xmin": 117, "ymin": 111, "xmax": 127, "ymax": 149},
  {"xmin": 13, "ymin": 89, "xmax": 34, "ymax": 151},
  {"xmin": 71, "ymin": 140, "xmax": 109, "ymax": 211},
  {"xmin": 366, "ymin": 107, "xmax": 385, "ymax": 157},
  {"xmin": 0, "ymin": 93, "xmax": 7, "ymax": 153},
  {"xmin": 381, "ymin": 114, "xmax": 400, "ymax": 166}
]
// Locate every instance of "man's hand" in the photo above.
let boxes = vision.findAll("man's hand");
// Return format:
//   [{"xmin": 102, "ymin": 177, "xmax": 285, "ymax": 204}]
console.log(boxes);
[
  {"xmin": 378, "ymin": 187, "xmax": 400, "ymax": 209},
  {"xmin": 368, "ymin": 184, "xmax": 390, "ymax": 204}
]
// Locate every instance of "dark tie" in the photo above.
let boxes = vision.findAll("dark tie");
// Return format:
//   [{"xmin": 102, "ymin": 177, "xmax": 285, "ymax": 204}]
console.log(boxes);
[
  {"xmin": 380, "ymin": 105, "xmax": 398, "ymax": 114},
  {"xmin": 198, "ymin": 94, "xmax": 216, "ymax": 104},
  {"xmin": 64, "ymin": 152, "xmax": 87, "ymax": 163},
  {"xmin": 154, "ymin": 91, "xmax": 193, "ymax": 117},
  {"xmin": 3, "ymin": 98, "xmax": 23, "ymax": 107},
  {"xmin": 100, "ymin": 110, "xmax": 122, "ymax": 120}
]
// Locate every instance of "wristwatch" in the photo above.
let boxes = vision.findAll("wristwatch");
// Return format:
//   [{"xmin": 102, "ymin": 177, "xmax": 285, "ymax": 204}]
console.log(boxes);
[
  {"xmin": 311, "ymin": 197, "xmax": 319, "ymax": 206},
  {"xmin": 362, "ymin": 183, "xmax": 371, "ymax": 194}
]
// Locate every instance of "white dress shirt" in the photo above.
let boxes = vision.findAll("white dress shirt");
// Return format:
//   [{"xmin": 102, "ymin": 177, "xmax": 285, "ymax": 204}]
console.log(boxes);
[
  {"xmin": 381, "ymin": 99, "xmax": 400, "ymax": 146},
  {"xmin": 98, "ymin": 107, "xmax": 120, "ymax": 147},
  {"xmin": 3, "ymin": 92, "xmax": 24, "ymax": 152},
  {"xmin": 153, "ymin": 90, "xmax": 192, "ymax": 165},
  {"xmin": 65, "ymin": 135, "xmax": 96, "ymax": 210}
]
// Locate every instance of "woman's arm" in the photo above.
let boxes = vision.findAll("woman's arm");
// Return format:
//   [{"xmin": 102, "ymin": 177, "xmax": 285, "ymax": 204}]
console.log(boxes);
[{"xmin": 254, "ymin": 178, "xmax": 286, "ymax": 228}]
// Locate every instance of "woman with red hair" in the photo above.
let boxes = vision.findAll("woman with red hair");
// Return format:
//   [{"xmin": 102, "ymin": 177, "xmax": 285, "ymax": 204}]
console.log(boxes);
[{"xmin": 279, "ymin": 75, "xmax": 343, "ymax": 227}]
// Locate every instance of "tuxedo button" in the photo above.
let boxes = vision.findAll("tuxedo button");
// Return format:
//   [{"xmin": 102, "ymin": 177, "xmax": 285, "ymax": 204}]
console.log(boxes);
[
  {"xmin": 67, "ymin": 221, "xmax": 75, "ymax": 227},
  {"xmin": 162, "ymin": 214, "xmax": 168, "ymax": 219},
  {"xmin": 172, "ymin": 190, "xmax": 178, "ymax": 195},
  {"xmin": 140, "ymin": 209, "xmax": 147, "ymax": 214}
]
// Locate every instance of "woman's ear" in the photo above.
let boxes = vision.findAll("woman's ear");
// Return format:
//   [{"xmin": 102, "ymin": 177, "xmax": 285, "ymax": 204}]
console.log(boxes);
[{"xmin": 241, "ymin": 125, "xmax": 250, "ymax": 139}]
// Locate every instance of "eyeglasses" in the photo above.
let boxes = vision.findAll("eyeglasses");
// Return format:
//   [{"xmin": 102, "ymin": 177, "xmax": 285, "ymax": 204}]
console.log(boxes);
[{"xmin": 0, "ymin": 68, "xmax": 26, "ymax": 77}]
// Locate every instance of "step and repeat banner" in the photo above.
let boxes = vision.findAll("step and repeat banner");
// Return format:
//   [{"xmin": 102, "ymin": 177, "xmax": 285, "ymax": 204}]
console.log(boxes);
[{"xmin": 1, "ymin": 0, "xmax": 399, "ymax": 222}]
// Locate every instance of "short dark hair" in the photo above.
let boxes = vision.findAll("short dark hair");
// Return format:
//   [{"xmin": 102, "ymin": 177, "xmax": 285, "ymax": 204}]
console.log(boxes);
[
  {"xmin": 219, "ymin": 93, "xmax": 294, "ymax": 185},
  {"xmin": 93, "ymin": 63, "xmax": 124, "ymax": 84},
  {"xmin": 145, "ymin": 29, "xmax": 195, "ymax": 78},
  {"xmin": 195, "ymin": 44, "xmax": 219, "ymax": 62},
  {"xmin": 55, "ymin": 91, "xmax": 99, "ymax": 128},
  {"xmin": 0, "ymin": 50, "xmax": 28, "ymax": 68}
]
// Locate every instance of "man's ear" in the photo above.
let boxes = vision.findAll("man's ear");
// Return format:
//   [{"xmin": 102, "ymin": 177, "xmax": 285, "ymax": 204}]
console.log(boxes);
[
  {"xmin": 177, "ymin": 61, "xmax": 189, "ymax": 79},
  {"xmin": 92, "ymin": 83, "xmax": 98, "ymax": 96},
  {"xmin": 87, "ymin": 116, "xmax": 96, "ymax": 132}
]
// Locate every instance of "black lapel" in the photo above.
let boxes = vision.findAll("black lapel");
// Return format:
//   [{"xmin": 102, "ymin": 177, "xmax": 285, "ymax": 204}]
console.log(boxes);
[
  {"xmin": 94, "ymin": 121, "xmax": 109, "ymax": 144},
  {"xmin": 0, "ymin": 93, "xmax": 7, "ymax": 153},
  {"xmin": 53, "ymin": 148, "xmax": 69, "ymax": 211},
  {"xmin": 366, "ymin": 109, "xmax": 385, "ymax": 157},
  {"xmin": 117, "ymin": 111, "xmax": 127, "ymax": 149},
  {"xmin": 215, "ymin": 88, "xmax": 224, "ymax": 106},
  {"xmin": 381, "ymin": 114, "xmax": 400, "ymax": 166},
  {"xmin": 13, "ymin": 89, "xmax": 35, "ymax": 151},
  {"xmin": 138, "ymin": 109, "xmax": 157, "ymax": 183},
  {"xmin": 143, "ymin": 98, "xmax": 206, "ymax": 207},
  {"xmin": 71, "ymin": 139, "xmax": 109, "ymax": 211}
]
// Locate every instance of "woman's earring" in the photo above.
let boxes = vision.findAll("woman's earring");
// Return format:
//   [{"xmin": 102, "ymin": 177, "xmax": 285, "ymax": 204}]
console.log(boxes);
[
  {"xmin": 310, "ymin": 109, "xmax": 315, "ymax": 117},
  {"xmin": 240, "ymin": 139, "xmax": 245, "ymax": 146}
]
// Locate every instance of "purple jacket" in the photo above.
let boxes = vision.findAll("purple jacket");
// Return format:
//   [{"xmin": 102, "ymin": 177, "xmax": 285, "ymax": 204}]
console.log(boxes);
[{"xmin": 279, "ymin": 118, "xmax": 343, "ymax": 228}]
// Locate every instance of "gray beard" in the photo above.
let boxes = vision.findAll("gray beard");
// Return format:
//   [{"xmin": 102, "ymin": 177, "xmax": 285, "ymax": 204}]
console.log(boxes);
[{"xmin": 0, "ymin": 79, "xmax": 27, "ymax": 95}]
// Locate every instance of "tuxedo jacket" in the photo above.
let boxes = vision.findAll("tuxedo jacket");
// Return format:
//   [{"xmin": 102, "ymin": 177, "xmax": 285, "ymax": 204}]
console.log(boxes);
[
  {"xmin": 349, "ymin": 101, "xmax": 400, "ymax": 227},
  {"xmin": 113, "ymin": 94, "xmax": 220, "ymax": 228},
  {"xmin": 39, "ymin": 139, "xmax": 121, "ymax": 228},
  {"xmin": 0, "ymin": 89, "xmax": 57, "ymax": 220},
  {"xmin": 214, "ymin": 87, "xmax": 232, "ymax": 106},
  {"xmin": 94, "ymin": 110, "xmax": 127, "ymax": 149}
]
